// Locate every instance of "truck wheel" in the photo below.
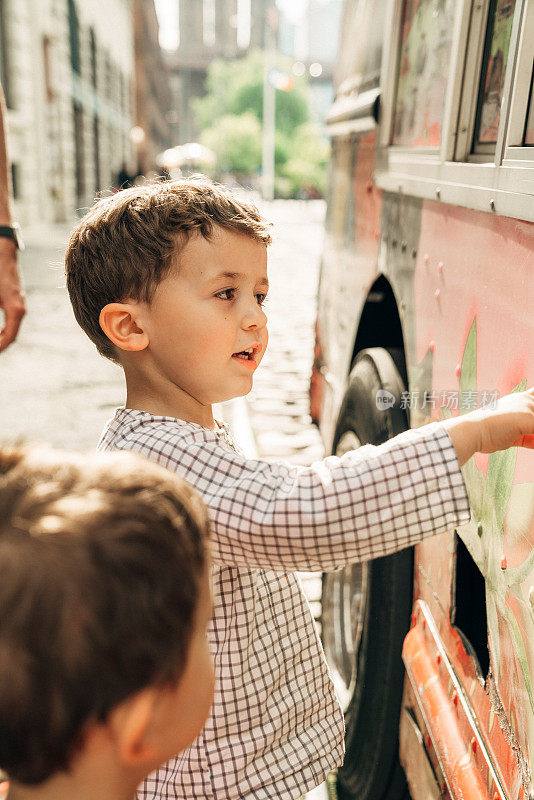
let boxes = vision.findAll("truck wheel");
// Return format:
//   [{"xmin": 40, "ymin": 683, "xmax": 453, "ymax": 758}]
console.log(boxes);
[{"xmin": 321, "ymin": 348, "xmax": 413, "ymax": 800}]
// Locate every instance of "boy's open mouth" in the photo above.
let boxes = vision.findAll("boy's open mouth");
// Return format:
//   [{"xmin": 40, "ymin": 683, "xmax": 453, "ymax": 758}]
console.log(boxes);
[
  {"xmin": 232, "ymin": 348, "xmax": 255, "ymax": 360},
  {"xmin": 232, "ymin": 344, "xmax": 261, "ymax": 362}
]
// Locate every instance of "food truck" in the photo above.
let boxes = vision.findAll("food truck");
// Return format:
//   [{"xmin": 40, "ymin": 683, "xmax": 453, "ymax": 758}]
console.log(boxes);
[{"xmin": 311, "ymin": 1, "xmax": 534, "ymax": 798}]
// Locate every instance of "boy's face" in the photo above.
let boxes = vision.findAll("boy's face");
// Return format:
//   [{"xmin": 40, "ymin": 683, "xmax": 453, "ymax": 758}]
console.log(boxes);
[{"xmin": 140, "ymin": 227, "xmax": 268, "ymax": 409}]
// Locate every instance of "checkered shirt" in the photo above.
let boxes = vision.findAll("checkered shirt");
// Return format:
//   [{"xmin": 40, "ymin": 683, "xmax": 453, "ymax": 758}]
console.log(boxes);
[{"xmin": 98, "ymin": 409, "xmax": 471, "ymax": 800}]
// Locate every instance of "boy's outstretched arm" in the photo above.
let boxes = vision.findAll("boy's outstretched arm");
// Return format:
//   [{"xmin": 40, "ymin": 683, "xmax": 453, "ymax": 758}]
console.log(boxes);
[
  {"xmin": 107, "ymin": 417, "xmax": 469, "ymax": 572},
  {"xmin": 441, "ymin": 387, "xmax": 534, "ymax": 466},
  {"xmin": 104, "ymin": 388, "xmax": 534, "ymax": 574}
]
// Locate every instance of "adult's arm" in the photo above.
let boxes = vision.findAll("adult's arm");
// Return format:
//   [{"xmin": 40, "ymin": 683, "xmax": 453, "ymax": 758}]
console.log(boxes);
[{"xmin": 0, "ymin": 84, "xmax": 25, "ymax": 352}]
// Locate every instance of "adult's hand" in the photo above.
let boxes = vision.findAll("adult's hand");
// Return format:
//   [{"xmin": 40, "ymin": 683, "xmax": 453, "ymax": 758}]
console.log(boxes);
[{"xmin": 0, "ymin": 236, "xmax": 25, "ymax": 352}]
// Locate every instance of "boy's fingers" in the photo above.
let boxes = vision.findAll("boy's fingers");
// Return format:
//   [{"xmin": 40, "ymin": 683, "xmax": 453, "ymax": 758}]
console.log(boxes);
[{"xmin": 511, "ymin": 434, "xmax": 534, "ymax": 449}]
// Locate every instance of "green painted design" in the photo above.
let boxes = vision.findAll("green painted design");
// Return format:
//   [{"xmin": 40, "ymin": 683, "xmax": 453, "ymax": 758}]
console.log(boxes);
[
  {"xmin": 505, "ymin": 547, "xmax": 534, "ymax": 589},
  {"xmin": 504, "ymin": 605, "xmax": 534, "ymax": 712},
  {"xmin": 459, "ymin": 318, "xmax": 477, "ymax": 414},
  {"xmin": 483, "ymin": 448, "xmax": 517, "ymax": 534},
  {"xmin": 457, "ymin": 317, "xmax": 533, "ymax": 709},
  {"xmin": 463, "ymin": 455, "xmax": 486, "ymax": 521}
]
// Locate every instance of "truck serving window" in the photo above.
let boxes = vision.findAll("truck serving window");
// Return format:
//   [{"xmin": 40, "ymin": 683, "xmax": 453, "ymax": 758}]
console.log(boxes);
[
  {"xmin": 473, "ymin": 0, "xmax": 517, "ymax": 151},
  {"xmin": 392, "ymin": 0, "xmax": 456, "ymax": 147},
  {"xmin": 375, "ymin": 0, "xmax": 534, "ymax": 220}
]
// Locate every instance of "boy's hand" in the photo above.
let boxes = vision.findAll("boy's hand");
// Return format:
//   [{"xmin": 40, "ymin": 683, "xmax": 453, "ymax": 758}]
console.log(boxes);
[
  {"xmin": 441, "ymin": 388, "xmax": 534, "ymax": 466},
  {"xmin": 477, "ymin": 388, "xmax": 534, "ymax": 452}
]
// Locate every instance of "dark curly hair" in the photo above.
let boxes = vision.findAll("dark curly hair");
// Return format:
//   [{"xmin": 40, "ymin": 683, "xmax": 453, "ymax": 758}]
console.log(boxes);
[
  {"xmin": 65, "ymin": 176, "xmax": 272, "ymax": 362},
  {"xmin": 0, "ymin": 444, "xmax": 209, "ymax": 785}
]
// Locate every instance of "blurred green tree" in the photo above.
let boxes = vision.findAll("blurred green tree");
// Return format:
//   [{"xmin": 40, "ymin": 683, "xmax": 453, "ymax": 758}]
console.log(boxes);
[
  {"xmin": 194, "ymin": 50, "xmax": 308, "ymax": 134},
  {"xmin": 200, "ymin": 113, "xmax": 262, "ymax": 176},
  {"xmin": 194, "ymin": 50, "xmax": 328, "ymax": 196},
  {"xmin": 280, "ymin": 123, "xmax": 330, "ymax": 198}
]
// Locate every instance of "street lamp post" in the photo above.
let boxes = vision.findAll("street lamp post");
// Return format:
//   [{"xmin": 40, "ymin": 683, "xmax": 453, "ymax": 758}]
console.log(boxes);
[{"xmin": 262, "ymin": 5, "xmax": 278, "ymax": 201}]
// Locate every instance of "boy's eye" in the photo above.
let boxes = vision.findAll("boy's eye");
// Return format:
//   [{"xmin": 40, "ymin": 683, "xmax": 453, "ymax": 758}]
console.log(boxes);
[
  {"xmin": 216, "ymin": 288, "xmax": 235, "ymax": 301},
  {"xmin": 256, "ymin": 293, "xmax": 268, "ymax": 307}
]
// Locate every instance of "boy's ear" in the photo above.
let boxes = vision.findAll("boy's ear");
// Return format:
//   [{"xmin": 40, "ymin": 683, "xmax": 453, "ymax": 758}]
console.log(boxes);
[
  {"xmin": 99, "ymin": 303, "xmax": 149, "ymax": 352},
  {"xmin": 108, "ymin": 687, "xmax": 159, "ymax": 767}
]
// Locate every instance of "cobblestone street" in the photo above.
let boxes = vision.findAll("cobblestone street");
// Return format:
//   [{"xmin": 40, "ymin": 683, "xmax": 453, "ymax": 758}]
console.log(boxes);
[
  {"xmin": 244, "ymin": 199, "xmax": 325, "ymax": 467},
  {"xmin": 222, "ymin": 198, "xmax": 326, "ymax": 636},
  {"xmin": 0, "ymin": 224, "xmax": 125, "ymax": 450},
  {"xmin": 223, "ymin": 198, "xmax": 330, "ymax": 800}
]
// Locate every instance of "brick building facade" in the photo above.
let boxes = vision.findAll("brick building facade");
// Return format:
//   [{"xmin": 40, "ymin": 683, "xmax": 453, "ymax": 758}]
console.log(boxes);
[{"xmin": 1, "ymin": 0, "xmax": 135, "ymax": 224}]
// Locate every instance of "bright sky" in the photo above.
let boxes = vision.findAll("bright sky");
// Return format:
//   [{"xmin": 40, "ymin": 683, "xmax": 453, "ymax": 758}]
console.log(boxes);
[{"xmin": 153, "ymin": 0, "xmax": 308, "ymax": 50}]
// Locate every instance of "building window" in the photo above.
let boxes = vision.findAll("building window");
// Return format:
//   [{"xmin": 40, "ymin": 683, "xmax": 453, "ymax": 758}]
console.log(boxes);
[
  {"xmin": 68, "ymin": 0, "xmax": 81, "ymax": 76},
  {"xmin": 43, "ymin": 36, "xmax": 55, "ymax": 102},
  {"xmin": 73, "ymin": 101, "xmax": 85, "ymax": 202},
  {"xmin": 89, "ymin": 29, "xmax": 101, "ymax": 192},
  {"xmin": 93, "ymin": 114, "xmax": 100, "ymax": 192},
  {"xmin": 124, "ymin": 76, "xmax": 131, "ymax": 117},
  {"xmin": 89, "ymin": 28, "xmax": 97, "ymax": 89},
  {"xmin": 472, "ymin": 0, "xmax": 517, "ymax": 150},
  {"xmin": 0, "ymin": 0, "xmax": 12, "ymax": 107},
  {"xmin": 105, "ymin": 53, "xmax": 113, "ymax": 100},
  {"xmin": 119, "ymin": 71, "xmax": 126, "ymax": 115}
]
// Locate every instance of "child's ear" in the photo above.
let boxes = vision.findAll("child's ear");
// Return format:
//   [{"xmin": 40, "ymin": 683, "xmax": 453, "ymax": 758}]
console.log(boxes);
[
  {"xmin": 108, "ymin": 687, "xmax": 159, "ymax": 767},
  {"xmin": 99, "ymin": 302, "xmax": 149, "ymax": 352}
]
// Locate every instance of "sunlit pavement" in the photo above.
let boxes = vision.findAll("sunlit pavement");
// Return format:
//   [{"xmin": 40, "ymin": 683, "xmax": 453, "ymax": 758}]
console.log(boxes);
[
  {"xmin": 219, "ymin": 197, "xmax": 326, "ymax": 634},
  {"xmin": 219, "ymin": 199, "xmax": 330, "ymax": 800},
  {"xmin": 1, "ymin": 220, "xmax": 125, "ymax": 449}
]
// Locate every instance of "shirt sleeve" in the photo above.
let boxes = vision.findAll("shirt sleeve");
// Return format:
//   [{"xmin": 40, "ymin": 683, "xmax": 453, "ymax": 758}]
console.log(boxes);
[{"xmin": 120, "ymin": 420, "xmax": 471, "ymax": 572}]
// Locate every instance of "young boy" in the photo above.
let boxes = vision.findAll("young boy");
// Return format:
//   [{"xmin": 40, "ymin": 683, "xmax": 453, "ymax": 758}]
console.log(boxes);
[
  {"xmin": 0, "ymin": 443, "xmax": 213, "ymax": 800},
  {"xmin": 65, "ymin": 178, "xmax": 534, "ymax": 800}
]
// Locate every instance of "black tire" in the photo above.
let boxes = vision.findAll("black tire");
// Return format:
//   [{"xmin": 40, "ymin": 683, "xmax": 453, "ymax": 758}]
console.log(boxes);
[{"xmin": 321, "ymin": 348, "xmax": 413, "ymax": 800}]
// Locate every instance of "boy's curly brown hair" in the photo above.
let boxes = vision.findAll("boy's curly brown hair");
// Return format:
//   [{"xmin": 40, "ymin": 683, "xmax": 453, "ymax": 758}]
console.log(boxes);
[
  {"xmin": 65, "ymin": 177, "xmax": 272, "ymax": 362},
  {"xmin": 0, "ymin": 444, "xmax": 210, "ymax": 785}
]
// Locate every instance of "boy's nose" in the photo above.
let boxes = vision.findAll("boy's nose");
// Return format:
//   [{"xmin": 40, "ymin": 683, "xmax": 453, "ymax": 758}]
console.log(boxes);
[{"xmin": 241, "ymin": 303, "xmax": 267, "ymax": 330}]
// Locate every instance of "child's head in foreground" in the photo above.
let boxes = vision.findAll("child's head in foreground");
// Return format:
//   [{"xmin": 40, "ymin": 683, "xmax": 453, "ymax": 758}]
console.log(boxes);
[
  {"xmin": 65, "ymin": 178, "xmax": 272, "ymax": 426},
  {"xmin": 0, "ymin": 444, "xmax": 212, "ymax": 798}
]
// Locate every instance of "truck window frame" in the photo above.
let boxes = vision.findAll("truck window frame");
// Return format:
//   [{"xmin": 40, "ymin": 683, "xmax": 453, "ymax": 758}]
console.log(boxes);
[{"xmin": 374, "ymin": 0, "xmax": 534, "ymax": 222}]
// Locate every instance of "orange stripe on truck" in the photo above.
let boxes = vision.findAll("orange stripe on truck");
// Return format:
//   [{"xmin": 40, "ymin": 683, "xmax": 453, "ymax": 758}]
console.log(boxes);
[{"xmin": 403, "ymin": 602, "xmax": 509, "ymax": 800}]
